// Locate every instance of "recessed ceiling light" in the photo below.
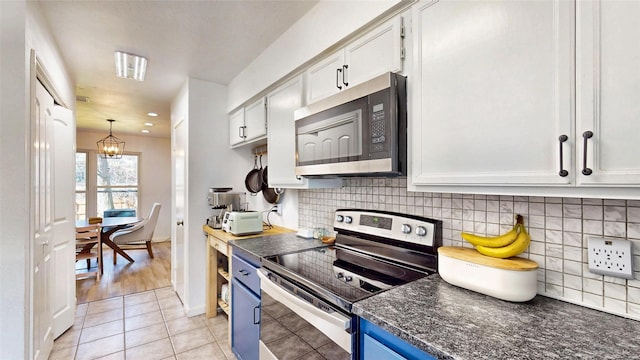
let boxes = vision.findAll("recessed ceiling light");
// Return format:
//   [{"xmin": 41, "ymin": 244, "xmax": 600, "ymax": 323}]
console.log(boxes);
[
  {"xmin": 141, "ymin": 129, "xmax": 150, "ymax": 134},
  {"xmin": 115, "ymin": 51, "xmax": 147, "ymax": 81},
  {"xmin": 144, "ymin": 122, "xmax": 155, "ymax": 127},
  {"xmin": 147, "ymin": 112, "xmax": 158, "ymax": 117}
]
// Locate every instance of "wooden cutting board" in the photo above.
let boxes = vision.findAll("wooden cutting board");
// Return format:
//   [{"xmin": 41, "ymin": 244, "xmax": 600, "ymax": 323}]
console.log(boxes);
[{"xmin": 438, "ymin": 246, "xmax": 538, "ymax": 271}]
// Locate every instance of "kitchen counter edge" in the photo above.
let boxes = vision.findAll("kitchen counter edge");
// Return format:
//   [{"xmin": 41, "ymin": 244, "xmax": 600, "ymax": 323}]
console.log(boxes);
[{"xmin": 352, "ymin": 274, "xmax": 640, "ymax": 360}]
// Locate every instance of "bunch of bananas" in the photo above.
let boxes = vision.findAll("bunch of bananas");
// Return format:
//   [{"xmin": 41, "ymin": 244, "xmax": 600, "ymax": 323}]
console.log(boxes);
[{"xmin": 461, "ymin": 215, "xmax": 531, "ymax": 259}]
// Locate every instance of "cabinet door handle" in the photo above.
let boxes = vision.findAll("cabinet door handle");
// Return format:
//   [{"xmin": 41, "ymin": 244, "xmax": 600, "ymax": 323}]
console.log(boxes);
[
  {"xmin": 177, "ymin": 220, "xmax": 184, "ymax": 226},
  {"xmin": 558, "ymin": 135, "xmax": 568, "ymax": 177},
  {"xmin": 253, "ymin": 305, "xmax": 260, "ymax": 325},
  {"xmin": 582, "ymin": 131, "xmax": 593, "ymax": 176},
  {"xmin": 239, "ymin": 126, "xmax": 247, "ymax": 139},
  {"xmin": 336, "ymin": 68, "xmax": 342, "ymax": 90},
  {"xmin": 342, "ymin": 65, "xmax": 349, "ymax": 86},
  {"xmin": 238, "ymin": 269, "xmax": 249, "ymax": 276}
]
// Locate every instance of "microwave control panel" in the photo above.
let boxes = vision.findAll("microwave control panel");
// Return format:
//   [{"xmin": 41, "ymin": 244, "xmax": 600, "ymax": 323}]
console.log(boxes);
[{"xmin": 370, "ymin": 102, "xmax": 386, "ymax": 153}]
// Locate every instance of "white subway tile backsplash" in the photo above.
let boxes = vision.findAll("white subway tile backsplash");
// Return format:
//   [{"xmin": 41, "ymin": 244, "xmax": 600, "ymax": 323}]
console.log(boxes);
[
  {"xmin": 298, "ymin": 179, "xmax": 640, "ymax": 320},
  {"xmin": 583, "ymin": 220, "xmax": 603, "ymax": 235},
  {"xmin": 563, "ymin": 259, "xmax": 582, "ymax": 276},
  {"xmin": 629, "ymin": 287, "xmax": 640, "ymax": 305},
  {"xmin": 629, "ymin": 303, "xmax": 640, "ymax": 316},
  {"xmin": 546, "ymin": 283, "xmax": 563, "ymax": 297},
  {"xmin": 546, "ymin": 257, "xmax": 563, "ymax": 272},
  {"xmin": 546, "ymin": 216, "xmax": 563, "ymax": 231},
  {"xmin": 545, "ymin": 230, "xmax": 563, "ymax": 244},
  {"xmin": 564, "ymin": 287, "xmax": 582, "ymax": 302},
  {"xmin": 563, "ymin": 218, "xmax": 582, "ymax": 233},
  {"xmin": 583, "ymin": 278, "xmax": 603, "ymax": 295},
  {"xmin": 583, "ymin": 292, "xmax": 603, "ymax": 307},
  {"xmin": 545, "ymin": 243, "xmax": 563, "ymax": 258},
  {"xmin": 604, "ymin": 282, "xmax": 627, "ymax": 301},
  {"xmin": 604, "ymin": 206, "xmax": 626, "ymax": 221},
  {"xmin": 563, "ymin": 246, "xmax": 582, "ymax": 263},
  {"xmin": 603, "ymin": 221, "xmax": 626, "ymax": 237},
  {"xmin": 563, "ymin": 204, "xmax": 582, "ymax": 218},
  {"xmin": 563, "ymin": 232, "xmax": 582, "ymax": 247},
  {"xmin": 604, "ymin": 297, "xmax": 627, "ymax": 313},
  {"xmin": 564, "ymin": 274, "xmax": 582, "ymax": 290}
]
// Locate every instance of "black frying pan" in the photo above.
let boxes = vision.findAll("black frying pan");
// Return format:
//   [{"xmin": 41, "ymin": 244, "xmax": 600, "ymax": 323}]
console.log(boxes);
[
  {"xmin": 261, "ymin": 166, "xmax": 284, "ymax": 204},
  {"xmin": 245, "ymin": 155, "xmax": 263, "ymax": 194}
]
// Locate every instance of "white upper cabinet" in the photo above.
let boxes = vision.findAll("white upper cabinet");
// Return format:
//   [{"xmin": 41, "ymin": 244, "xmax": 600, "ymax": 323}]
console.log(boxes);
[
  {"xmin": 244, "ymin": 97, "xmax": 267, "ymax": 142},
  {"xmin": 411, "ymin": 0, "xmax": 574, "ymax": 187},
  {"xmin": 306, "ymin": 16, "xmax": 404, "ymax": 104},
  {"xmin": 229, "ymin": 97, "xmax": 267, "ymax": 147},
  {"xmin": 267, "ymin": 76, "xmax": 342, "ymax": 189},
  {"xmin": 229, "ymin": 108, "xmax": 245, "ymax": 147},
  {"xmin": 409, "ymin": 0, "xmax": 640, "ymax": 198},
  {"xmin": 576, "ymin": 0, "xmax": 640, "ymax": 186}
]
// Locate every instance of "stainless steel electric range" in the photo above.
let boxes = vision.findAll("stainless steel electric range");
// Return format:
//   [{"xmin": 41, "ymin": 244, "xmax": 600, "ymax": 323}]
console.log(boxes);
[{"xmin": 257, "ymin": 209, "xmax": 442, "ymax": 360}]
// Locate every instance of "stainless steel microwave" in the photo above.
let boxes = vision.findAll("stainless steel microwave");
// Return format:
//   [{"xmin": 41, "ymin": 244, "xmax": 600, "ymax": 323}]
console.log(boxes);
[{"xmin": 294, "ymin": 72, "xmax": 407, "ymax": 177}]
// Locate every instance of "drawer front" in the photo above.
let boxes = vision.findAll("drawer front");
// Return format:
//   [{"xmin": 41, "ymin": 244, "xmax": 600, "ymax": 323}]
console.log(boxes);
[
  {"xmin": 209, "ymin": 236, "xmax": 229, "ymax": 256},
  {"xmin": 232, "ymin": 254, "xmax": 260, "ymax": 295}
]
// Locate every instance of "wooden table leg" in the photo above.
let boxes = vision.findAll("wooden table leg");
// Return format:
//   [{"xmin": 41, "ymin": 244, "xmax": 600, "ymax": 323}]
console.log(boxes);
[{"xmin": 101, "ymin": 226, "xmax": 136, "ymax": 265}]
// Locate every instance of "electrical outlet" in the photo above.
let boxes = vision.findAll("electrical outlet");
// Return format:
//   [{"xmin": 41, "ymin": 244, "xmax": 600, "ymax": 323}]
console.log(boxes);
[
  {"xmin": 271, "ymin": 204, "xmax": 282, "ymax": 216},
  {"xmin": 587, "ymin": 237, "xmax": 634, "ymax": 279}
]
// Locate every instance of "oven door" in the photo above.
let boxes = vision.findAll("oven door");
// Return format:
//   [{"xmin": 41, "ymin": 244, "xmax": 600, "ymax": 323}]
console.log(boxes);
[{"xmin": 257, "ymin": 268, "xmax": 353, "ymax": 360}]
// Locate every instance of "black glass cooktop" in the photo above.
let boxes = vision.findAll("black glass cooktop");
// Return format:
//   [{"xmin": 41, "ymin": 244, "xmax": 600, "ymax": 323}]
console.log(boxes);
[{"xmin": 261, "ymin": 244, "xmax": 429, "ymax": 308}]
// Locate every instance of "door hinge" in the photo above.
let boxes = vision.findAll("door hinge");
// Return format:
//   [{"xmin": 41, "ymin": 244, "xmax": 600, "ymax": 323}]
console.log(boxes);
[{"xmin": 400, "ymin": 48, "xmax": 406, "ymax": 60}]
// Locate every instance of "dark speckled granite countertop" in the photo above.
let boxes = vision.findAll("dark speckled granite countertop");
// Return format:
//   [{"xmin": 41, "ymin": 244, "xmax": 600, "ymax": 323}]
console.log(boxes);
[
  {"xmin": 353, "ymin": 274, "xmax": 640, "ymax": 360},
  {"xmin": 230, "ymin": 237, "xmax": 640, "ymax": 359}
]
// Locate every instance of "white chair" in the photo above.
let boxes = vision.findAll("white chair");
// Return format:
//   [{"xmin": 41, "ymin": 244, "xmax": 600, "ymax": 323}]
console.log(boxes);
[{"xmin": 109, "ymin": 203, "xmax": 161, "ymax": 264}]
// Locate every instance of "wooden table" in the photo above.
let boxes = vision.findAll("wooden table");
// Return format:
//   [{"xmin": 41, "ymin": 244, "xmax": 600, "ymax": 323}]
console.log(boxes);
[{"xmin": 76, "ymin": 216, "xmax": 142, "ymax": 273}]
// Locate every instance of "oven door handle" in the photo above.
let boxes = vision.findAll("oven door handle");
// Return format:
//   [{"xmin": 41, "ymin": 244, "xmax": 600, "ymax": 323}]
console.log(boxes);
[
  {"xmin": 257, "ymin": 269, "xmax": 350, "ymax": 330},
  {"xmin": 257, "ymin": 269, "xmax": 352, "ymax": 353}
]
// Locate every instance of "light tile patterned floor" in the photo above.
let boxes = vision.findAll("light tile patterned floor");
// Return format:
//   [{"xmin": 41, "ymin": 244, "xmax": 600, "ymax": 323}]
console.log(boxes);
[{"xmin": 49, "ymin": 287, "xmax": 236, "ymax": 360}]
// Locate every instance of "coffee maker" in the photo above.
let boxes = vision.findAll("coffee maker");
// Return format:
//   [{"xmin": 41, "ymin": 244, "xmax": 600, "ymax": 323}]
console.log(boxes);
[{"xmin": 206, "ymin": 188, "xmax": 246, "ymax": 229}]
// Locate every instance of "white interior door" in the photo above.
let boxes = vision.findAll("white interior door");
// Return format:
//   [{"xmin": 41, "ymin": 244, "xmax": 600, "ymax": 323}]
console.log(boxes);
[
  {"xmin": 33, "ymin": 80, "xmax": 54, "ymax": 360},
  {"xmin": 51, "ymin": 104, "xmax": 75, "ymax": 339},
  {"xmin": 173, "ymin": 118, "xmax": 186, "ymax": 302}
]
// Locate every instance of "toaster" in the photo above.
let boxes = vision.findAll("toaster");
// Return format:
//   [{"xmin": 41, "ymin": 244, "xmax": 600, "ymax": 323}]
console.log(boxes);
[{"xmin": 221, "ymin": 211, "xmax": 263, "ymax": 236}]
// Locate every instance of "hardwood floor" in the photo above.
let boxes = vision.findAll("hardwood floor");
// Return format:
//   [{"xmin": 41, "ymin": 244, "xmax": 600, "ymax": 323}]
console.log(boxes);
[{"xmin": 75, "ymin": 240, "xmax": 172, "ymax": 304}]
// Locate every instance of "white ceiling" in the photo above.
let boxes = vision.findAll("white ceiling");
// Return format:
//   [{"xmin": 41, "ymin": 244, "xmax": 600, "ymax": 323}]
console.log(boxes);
[{"xmin": 38, "ymin": 0, "xmax": 318, "ymax": 138}]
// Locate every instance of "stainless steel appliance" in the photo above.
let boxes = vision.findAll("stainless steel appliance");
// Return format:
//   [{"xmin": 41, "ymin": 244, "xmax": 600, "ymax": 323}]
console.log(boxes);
[
  {"xmin": 206, "ymin": 188, "xmax": 246, "ymax": 229},
  {"xmin": 258, "ymin": 209, "xmax": 442, "ymax": 359},
  {"xmin": 294, "ymin": 72, "xmax": 407, "ymax": 177},
  {"xmin": 222, "ymin": 211, "xmax": 263, "ymax": 236}
]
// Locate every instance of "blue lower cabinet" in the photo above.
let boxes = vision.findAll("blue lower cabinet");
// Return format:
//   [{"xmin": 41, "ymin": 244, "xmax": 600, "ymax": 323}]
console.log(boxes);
[
  {"xmin": 231, "ymin": 278, "xmax": 260, "ymax": 360},
  {"xmin": 359, "ymin": 318, "xmax": 436, "ymax": 360}
]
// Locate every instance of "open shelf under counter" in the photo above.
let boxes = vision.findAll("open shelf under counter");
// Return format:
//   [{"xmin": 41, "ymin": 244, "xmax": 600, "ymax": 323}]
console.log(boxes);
[
  {"xmin": 203, "ymin": 224, "xmax": 295, "ymax": 319},
  {"xmin": 217, "ymin": 298, "xmax": 230, "ymax": 316}
]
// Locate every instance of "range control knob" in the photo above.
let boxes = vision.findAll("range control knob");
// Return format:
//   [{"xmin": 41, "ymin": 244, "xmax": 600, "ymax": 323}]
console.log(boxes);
[
  {"xmin": 344, "ymin": 275, "xmax": 353, "ymax": 282},
  {"xmin": 344, "ymin": 216, "xmax": 353, "ymax": 224},
  {"xmin": 401, "ymin": 224, "xmax": 412, "ymax": 234},
  {"xmin": 336, "ymin": 272, "xmax": 344, "ymax": 279},
  {"xmin": 415, "ymin": 226, "xmax": 427, "ymax": 237},
  {"xmin": 336, "ymin": 215, "xmax": 344, "ymax": 222}
]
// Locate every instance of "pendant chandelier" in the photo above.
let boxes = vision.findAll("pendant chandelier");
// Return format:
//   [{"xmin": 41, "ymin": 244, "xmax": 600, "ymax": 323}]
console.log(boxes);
[{"xmin": 97, "ymin": 119, "xmax": 126, "ymax": 159}]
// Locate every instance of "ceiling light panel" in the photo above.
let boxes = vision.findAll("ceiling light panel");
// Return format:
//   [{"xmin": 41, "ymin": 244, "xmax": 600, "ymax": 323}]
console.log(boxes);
[{"xmin": 115, "ymin": 51, "xmax": 147, "ymax": 81}]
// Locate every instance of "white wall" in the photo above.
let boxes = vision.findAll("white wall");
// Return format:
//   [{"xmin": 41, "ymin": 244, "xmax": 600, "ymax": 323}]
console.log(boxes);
[
  {"xmin": 1, "ymin": 1, "xmax": 75, "ymax": 358},
  {"xmin": 171, "ymin": 77, "xmax": 256, "ymax": 316},
  {"xmin": 76, "ymin": 130, "xmax": 172, "ymax": 241},
  {"xmin": 227, "ymin": 0, "xmax": 402, "ymax": 111}
]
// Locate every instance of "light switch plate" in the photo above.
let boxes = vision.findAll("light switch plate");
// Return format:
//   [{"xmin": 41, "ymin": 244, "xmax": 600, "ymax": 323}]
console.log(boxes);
[{"xmin": 587, "ymin": 237, "xmax": 634, "ymax": 279}]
